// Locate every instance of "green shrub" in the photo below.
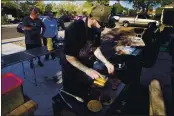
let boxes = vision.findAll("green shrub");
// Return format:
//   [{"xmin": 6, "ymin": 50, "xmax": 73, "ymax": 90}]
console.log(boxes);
[{"xmin": 1, "ymin": 16, "xmax": 8, "ymax": 24}]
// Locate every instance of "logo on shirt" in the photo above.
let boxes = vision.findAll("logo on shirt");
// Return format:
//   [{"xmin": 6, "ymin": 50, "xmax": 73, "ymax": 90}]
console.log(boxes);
[{"xmin": 30, "ymin": 23, "xmax": 37, "ymax": 26}]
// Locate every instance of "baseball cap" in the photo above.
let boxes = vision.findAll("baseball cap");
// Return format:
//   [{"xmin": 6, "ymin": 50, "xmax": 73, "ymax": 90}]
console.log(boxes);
[{"xmin": 90, "ymin": 5, "xmax": 111, "ymax": 23}]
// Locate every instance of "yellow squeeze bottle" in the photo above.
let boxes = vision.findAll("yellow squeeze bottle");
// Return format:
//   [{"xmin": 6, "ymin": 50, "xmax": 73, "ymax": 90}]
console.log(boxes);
[{"xmin": 47, "ymin": 38, "xmax": 53, "ymax": 51}]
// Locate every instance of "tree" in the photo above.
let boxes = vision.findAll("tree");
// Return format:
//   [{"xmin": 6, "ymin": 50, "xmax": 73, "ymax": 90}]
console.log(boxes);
[
  {"xmin": 160, "ymin": 0, "xmax": 174, "ymax": 6},
  {"xmin": 155, "ymin": 7, "xmax": 163, "ymax": 15},
  {"xmin": 111, "ymin": 6, "xmax": 116, "ymax": 16},
  {"xmin": 2, "ymin": 1, "xmax": 23, "ymax": 18},
  {"xmin": 34, "ymin": 0, "xmax": 45, "ymax": 14},
  {"xmin": 113, "ymin": 3, "xmax": 124, "ymax": 14},
  {"xmin": 83, "ymin": 1, "xmax": 94, "ymax": 15},
  {"xmin": 45, "ymin": 3, "xmax": 52, "ymax": 12},
  {"xmin": 128, "ymin": 0, "xmax": 159, "ymax": 13},
  {"xmin": 20, "ymin": 1, "xmax": 34, "ymax": 15},
  {"xmin": 129, "ymin": 9, "xmax": 137, "ymax": 16},
  {"xmin": 2, "ymin": 1, "xmax": 19, "ymax": 9},
  {"xmin": 129, "ymin": 0, "xmax": 174, "ymax": 14},
  {"xmin": 97, "ymin": 0, "xmax": 110, "ymax": 5}
]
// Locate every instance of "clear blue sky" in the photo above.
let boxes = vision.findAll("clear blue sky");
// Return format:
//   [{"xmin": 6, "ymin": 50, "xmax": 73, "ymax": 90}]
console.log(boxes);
[{"xmin": 44, "ymin": 1, "xmax": 133, "ymax": 9}]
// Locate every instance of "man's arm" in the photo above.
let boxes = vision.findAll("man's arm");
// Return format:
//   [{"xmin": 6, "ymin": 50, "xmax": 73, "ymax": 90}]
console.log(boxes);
[
  {"xmin": 94, "ymin": 47, "xmax": 114, "ymax": 74},
  {"xmin": 66, "ymin": 55, "xmax": 89, "ymax": 73},
  {"xmin": 94, "ymin": 47, "xmax": 110, "ymax": 65},
  {"xmin": 23, "ymin": 17, "xmax": 32, "ymax": 31},
  {"xmin": 66, "ymin": 55, "xmax": 102, "ymax": 79}
]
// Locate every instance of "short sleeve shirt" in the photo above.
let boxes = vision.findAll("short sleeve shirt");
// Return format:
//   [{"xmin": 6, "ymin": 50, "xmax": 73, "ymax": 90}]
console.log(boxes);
[
  {"xmin": 23, "ymin": 16, "xmax": 43, "ymax": 44},
  {"xmin": 64, "ymin": 19, "xmax": 101, "ymax": 66}
]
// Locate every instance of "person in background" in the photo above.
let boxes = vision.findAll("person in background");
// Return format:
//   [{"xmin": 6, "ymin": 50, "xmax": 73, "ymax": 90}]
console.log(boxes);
[
  {"xmin": 42, "ymin": 11, "xmax": 58, "ymax": 60},
  {"xmin": 23, "ymin": 7, "xmax": 45, "ymax": 68}
]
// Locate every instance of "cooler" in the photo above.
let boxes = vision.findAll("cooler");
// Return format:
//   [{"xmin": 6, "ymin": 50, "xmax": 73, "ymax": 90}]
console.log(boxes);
[{"xmin": 2, "ymin": 73, "xmax": 24, "ymax": 116}]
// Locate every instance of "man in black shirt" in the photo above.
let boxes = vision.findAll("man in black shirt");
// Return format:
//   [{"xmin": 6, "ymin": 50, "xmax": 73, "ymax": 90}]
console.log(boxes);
[
  {"xmin": 63, "ymin": 5, "xmax": 114, "ymax": 99},
  {"xmin": 23, "ymin": 7, "xmax": 45, "ymax": 68}
]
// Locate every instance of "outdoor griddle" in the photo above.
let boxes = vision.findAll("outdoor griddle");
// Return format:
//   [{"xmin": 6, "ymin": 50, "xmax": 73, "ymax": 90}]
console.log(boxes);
[
  {"xmin": 52, "ymin": 78, "xmax": 126, "ymax": 116},
  {"xmin": 52, "ymin": 80, "xmax": 149, "ymax": 116},
  {"xmin": 100, "ymin": 34, "xmax": 145, "ymax": 84},
  {"xmin": 2, "ymin": 46, "xmax": 60, "ymax": 86}
]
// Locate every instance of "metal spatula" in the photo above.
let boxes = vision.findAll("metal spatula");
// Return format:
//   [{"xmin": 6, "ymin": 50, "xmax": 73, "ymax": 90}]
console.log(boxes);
[{"xmin": 60, "ymin": 89, "xmax": 84, "ymax": 103}]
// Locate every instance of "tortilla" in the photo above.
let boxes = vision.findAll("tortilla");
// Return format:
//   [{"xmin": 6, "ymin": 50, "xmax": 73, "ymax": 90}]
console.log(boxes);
[
  {"xmin": 94, "ymin": 80, "xmax": 105, "ymax": 87},
  {"xmin": 87, "ymin": 100, "xmax": 102, "ymax": 112},
  {"xmin": 95, "ymin": 77, "xmax": 108, "ymax": 84}
]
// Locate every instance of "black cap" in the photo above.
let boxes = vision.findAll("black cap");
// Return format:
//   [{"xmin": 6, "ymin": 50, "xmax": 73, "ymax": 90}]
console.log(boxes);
[{"xmin": 30, "ymin": 7, "xmax": 39, "ymax": 14}]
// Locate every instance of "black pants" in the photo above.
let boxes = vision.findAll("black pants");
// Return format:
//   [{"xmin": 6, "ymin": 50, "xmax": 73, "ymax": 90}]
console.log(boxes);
[
  {"xmin": 26, "ymin": 44, "xmax": 42, "ymax": 62},
  {"xmin": 62, "ymin": 60, "xmax": 93, "ymax": 101},
  {"xmin": 43, "ymin": 36, "xmax": 56, "ymax": 59}
]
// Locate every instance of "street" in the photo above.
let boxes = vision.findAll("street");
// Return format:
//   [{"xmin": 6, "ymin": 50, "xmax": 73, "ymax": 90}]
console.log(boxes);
[
  {"xmin": 1, "ymin": 22, "xmax": 72, "ymax": 40},
  {"xmin": 1, "ymin": 27, "xmax": 24, "ymax": 40}
]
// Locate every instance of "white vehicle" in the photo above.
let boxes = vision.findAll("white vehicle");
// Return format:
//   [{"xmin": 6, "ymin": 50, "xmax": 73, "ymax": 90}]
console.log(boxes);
[
  {"xmin": 112, "ymin": 14, "xmax": 123, "ymax": 21},
  {"xmin": 113, "ymin": 16, "xmax": 120, "ymax": 21},
  {"xmin": 118, "ymin": 14, "xmax": 160, "ymax": 27}
]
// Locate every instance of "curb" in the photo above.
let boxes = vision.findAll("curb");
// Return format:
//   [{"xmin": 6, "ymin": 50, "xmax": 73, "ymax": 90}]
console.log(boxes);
[
  {"xmin": 2, "ymin": 24, "xmax": 18, "ymax": 28},
  {"xmin": 2, "ymin": 37, "xmax": 24, "ymax": 44}
]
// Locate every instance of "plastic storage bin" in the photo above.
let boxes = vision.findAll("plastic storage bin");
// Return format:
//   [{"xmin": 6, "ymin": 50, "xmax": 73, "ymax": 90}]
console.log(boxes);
[{"xmin": 2, "ymin": 73, "xmax": 24, "ymax": 116}]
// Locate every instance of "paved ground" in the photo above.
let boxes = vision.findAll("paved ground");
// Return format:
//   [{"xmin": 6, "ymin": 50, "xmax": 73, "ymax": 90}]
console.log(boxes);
[
  {"xmin": 1, "ymin": 27, "xmax": 24, "ymax": 40},
  {"xmin": 1, "ymin": 23, "xmax": 173, "ymax": 115},
  {"xmin": 1, "ymin": 41, "xmax": 173, "ymax": 115}
]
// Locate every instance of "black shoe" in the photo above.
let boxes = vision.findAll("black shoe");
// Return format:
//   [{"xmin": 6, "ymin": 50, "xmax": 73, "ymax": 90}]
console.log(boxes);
[
  {"xmin": 38, "ymin": 61, "xmax": 44, "ymax": 67},
  {"xmin": 30, "ymin": 62, "xmax": 34, "ymax": 69}
]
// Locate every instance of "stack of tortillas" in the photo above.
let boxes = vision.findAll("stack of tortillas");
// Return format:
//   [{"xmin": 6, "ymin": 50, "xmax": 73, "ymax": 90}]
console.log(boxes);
[{"xmin": 87, "ymin": 100, "xmax": 102, "ymax": 112}]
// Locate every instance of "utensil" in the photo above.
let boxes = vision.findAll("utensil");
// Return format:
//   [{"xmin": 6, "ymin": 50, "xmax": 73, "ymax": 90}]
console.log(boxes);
[
  {"xmin": 59, "ymin": 92, "xmax": 73, "ymax": 109},
  {"xmin": 60, "ymin": 89, "xmax": 84, "ymax": 103}
]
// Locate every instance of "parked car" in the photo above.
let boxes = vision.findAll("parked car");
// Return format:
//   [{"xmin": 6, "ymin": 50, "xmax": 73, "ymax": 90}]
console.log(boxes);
[
  {"xmin": 112, "ymin": 14, "xmax": 123, "ymax": 21},
  {"xmin": 16, "ymin": 22, "xmax": 24, "ymax": 33},
  {"xmin": 73, "ymin": 15, "xmax": 85, "ymax": 21},
  {"xmin": 58, "ymin": 15, "xmax": 73, "ymax": 22},
  {"xmin": 118, "ymin": 14, "xmax": 160, "ymax": 27},
  {"xmin": 17, "ymin": 16, "xmax": 65, "ymax": 33},
  {"xmin": 9, "ymin": 19, "xmax": 21, "ymax": 24}
]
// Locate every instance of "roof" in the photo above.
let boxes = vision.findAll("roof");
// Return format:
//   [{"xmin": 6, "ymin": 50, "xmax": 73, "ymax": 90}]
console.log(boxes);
[{"xmin": 164, "ymin": 3, "xmax": 174, "ymax": 8}]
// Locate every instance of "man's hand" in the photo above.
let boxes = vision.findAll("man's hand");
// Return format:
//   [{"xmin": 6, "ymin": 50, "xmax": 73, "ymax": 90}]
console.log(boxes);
[
  {"xmin": 105, "ymin": 62, "xmax": 115, "ymax": 75},
  {"xmin": 85, "ymin": 68, "xmax": 102, "ymax": 79},
  {"xmin": 24, "ymin": 26, "xmax": 32, "ymax": 31}
]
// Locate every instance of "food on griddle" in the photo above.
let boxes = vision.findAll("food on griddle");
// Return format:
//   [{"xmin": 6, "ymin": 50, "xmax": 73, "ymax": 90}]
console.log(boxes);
[
  {"xmin": 94, "ymin": 76, "xmax": 108, "ymax": 87},
  {"xmin": 87, "ymin": 100, "xmax": 102, "ymax": 112},
  {"xmin": 95, "ymin": 77, "xmax": 108, "ymax": 84},
  {"xmin": 94, "ymin": 80, "xmax": 104, "ymax": 87}
]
